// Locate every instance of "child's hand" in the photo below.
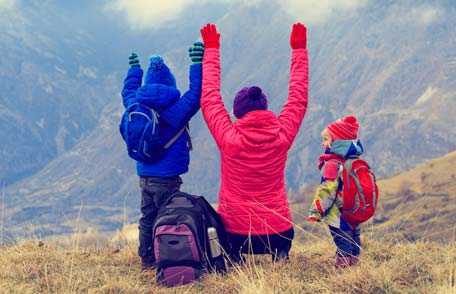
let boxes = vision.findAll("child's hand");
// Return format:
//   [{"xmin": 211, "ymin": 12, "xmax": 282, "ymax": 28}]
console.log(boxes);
[
  {"xmin": 290, "ymin": 22, "xmax": 307, "ymax": 49},
  {"xmin": 128, "ymin": 52, "xmax": 140, "ymax": 67},
  {"xmin": 188, "ymin": 42, "xmax": 204, "ymax": 64},
  {"xmin": 200, "ymin": 23, "xmax": 220, "ymax": 49},
  {"xmin": 307, "ymin": 215, "xmax": 321, "ymax": 223}
]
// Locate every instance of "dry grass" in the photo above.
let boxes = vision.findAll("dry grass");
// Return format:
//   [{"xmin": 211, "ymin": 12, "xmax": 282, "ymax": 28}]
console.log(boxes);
[
  {"xmin": 2, "ymin": 152, "xmax": 456, "ymax": 293},
  {"xmin": 0, "ymin": 232, "xmax": 455, "ymax": 294}
]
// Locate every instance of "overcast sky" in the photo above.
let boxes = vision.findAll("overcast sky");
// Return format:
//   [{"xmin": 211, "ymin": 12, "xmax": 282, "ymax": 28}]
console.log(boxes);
[{"xmin": 104, "ymin": 0, "xmax": 369, "ymax": 29}]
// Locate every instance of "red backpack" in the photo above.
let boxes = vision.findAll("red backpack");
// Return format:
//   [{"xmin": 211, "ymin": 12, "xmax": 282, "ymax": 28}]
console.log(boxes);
[{"xmin": 340, "ymin": 158, "xmax": 379, "ymax": 226}]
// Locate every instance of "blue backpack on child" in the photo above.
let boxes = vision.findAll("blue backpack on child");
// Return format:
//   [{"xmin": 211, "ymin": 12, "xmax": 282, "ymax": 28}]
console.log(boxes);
[{"xmin": 119, "ymin": 102, "xmax": 187, "ymax": 163}]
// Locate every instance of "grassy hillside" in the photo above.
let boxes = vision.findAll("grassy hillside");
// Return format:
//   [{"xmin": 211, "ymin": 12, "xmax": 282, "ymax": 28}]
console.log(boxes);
[
  {"xmin": 2, "ymin": 151, "xmax": 456, "ymax": 293},
  {"xmin": 373, "ymin": 151, "xmax": 456, "ymax": 242},
  {"xmin": 0, "ymin": 235, "xmax": 454, "ymax": 293}
]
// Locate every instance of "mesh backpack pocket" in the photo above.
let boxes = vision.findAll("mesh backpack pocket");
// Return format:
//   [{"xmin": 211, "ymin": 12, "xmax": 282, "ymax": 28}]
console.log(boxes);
[
  {"xmin": 153, "ymin": 192, "xmax": 227, "ymax": 287},
  {"xmin": 154, "ymin": 224, "xmax": 202, "ymax": 286}
]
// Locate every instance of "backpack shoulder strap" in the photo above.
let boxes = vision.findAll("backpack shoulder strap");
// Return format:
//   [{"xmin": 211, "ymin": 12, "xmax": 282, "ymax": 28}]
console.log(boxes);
[
  {"xmin": 342, "ymin": 158, "xmax": 360, "ymax": 193},
  {"xmin": 163, "ymin": 127, "xmax": 187, "ymax": 149},
  {"xmin": 343, "ymin": 158, "xmax": 355, "ymax": 173},
  {"xmin": 127, "ymin": 103, "xmax": 159, "ymax": 127},
  {"xmin": 126, "ymin": 102, "xmax": 140, "ymax": 111}
]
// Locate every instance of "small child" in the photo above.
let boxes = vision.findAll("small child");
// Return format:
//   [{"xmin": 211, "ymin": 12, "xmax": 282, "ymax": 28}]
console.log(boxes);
[{"xmin": 307, "ymin": 115, "xmax": 365, "ymax": 268}]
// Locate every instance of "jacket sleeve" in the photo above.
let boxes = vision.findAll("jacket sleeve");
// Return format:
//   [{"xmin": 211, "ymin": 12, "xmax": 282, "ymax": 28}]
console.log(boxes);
[
  {"xmin": 308, "ymin": 160, "xmax": 343, "ymax": 221},
  {"xmin": 278, "ymin": 48, "xmax": 309, "ymax": 146},
  {"xmin": 308, "ymin": 180, "xmax": 340, "ymax": 219},
  {"xmin": 121, "ymin": 66, "xmax": 143, "ymax": 108},
  {"xmin": 201, "ymin": 48, "xmax": 233, "ymax": 148},
  {"xmin": 160, "ymin": 63, "xmax": 202, "ymax": 130}
]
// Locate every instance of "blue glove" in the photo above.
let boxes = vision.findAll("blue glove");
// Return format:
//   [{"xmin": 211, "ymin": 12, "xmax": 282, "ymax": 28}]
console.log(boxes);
[
  {"xmin": 129, "ymin": 52, "xmax": 140, "ymax": 67},
  {"xmin": 188, "ymin": 42, "xmax": 204, "ymax": 64}
]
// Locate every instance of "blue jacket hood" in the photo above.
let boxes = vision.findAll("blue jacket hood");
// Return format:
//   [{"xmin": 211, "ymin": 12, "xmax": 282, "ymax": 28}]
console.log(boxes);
[
  {"xmin": 145, "ymin": 55, "xmax": 176, "ymax": 87},
  {"xmin": 136, "ymin": 84, "xmax": 180, "ymax": 111}
]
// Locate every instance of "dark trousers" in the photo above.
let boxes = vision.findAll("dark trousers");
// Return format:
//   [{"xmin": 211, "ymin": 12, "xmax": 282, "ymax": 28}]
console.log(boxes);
[
  {"xmin": 329, "ymin": 218, "xmax": 361, "ymax": 257},
  {"xmin": 227, "ymin": 228, "xmax": 294, "ymax": 261},
  {"xmin": 138, "ymin": 176, "xmax": 182, "ymax": 264}
]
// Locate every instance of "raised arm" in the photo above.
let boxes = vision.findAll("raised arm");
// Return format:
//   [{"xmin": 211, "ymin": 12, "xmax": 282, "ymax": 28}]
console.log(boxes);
[
  {"xmin": 121, "ymin": 53, "xmax": 143, "ymax": 108},
  {"xmin": 159, "ymin": 42, "xmax": 204, "ymax": 130},
  {"xmin": 278, "ymin": 23, "xmax": 309, "ymax": 146},
  {"xmin": 200, "ymin": 23, "xmax": 232, "ymax": 148}
]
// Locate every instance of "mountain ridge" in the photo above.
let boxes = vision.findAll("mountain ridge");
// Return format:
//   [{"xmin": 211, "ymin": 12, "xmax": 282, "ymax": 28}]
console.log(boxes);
[{"xmin": 3, "ymin": 0, "xmax": 456, "ymax": 237}]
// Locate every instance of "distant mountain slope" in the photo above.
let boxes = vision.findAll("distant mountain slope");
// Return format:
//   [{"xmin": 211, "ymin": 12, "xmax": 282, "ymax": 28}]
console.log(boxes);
[
  {"xmin": 0, "ymin": 1, "xmax": 228, "ymax": 186},
  {"xmin": 374, "ymin": 150, "xmax": 456, "ymax": 242},
  {"xmin": 0, "ymin": 2, "xmax": 118, "ymax": 184},
  {"xmin": 4, "ymin": 0, "xmax": 456, "ymax": 237}
]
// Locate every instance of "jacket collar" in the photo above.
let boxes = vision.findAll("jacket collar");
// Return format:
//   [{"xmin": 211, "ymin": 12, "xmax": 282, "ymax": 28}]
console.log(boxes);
[
  {"xmin": 318, "ymin": 140, "xmax": 364, "ymax": 170},
  {"xmin": 234, "ymin": 110, "xmax": 280, "ymax": 144},
  {"xmin": 329, "ymin": 139, "xmax": 364, "ymax": 158}
]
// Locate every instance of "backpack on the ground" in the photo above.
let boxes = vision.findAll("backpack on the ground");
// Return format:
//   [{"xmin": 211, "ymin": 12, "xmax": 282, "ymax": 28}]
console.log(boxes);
[
  {"xmin": 119, "ymin": 102, "xmax": 188, "ymax": 163},
  {"xmin": 153, "ymin": 192, "xmax": 227, "ymax": 287},
  {"xmin": 341, "ymin": 158, "xmax": 379, "ymax": 225}
]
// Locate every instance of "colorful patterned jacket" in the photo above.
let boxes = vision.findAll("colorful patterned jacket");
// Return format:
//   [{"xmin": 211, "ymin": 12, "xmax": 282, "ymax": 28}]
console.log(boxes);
[{"xmin": 308, "ymin": 140, "xmax": 364, "ymax": 228}]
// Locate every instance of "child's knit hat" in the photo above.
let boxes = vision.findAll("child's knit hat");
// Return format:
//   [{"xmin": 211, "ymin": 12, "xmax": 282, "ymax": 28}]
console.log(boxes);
[
  {"xmin": 145, "ymin": 55, "xmax": 176, "ymax": 88},
  {"xmin": 327, "ymin": 115, "xmax": 359, "ymax": 140},
  {"xmin": 233, "ymin": 86, "xmax": 268, "ymax": 119}
]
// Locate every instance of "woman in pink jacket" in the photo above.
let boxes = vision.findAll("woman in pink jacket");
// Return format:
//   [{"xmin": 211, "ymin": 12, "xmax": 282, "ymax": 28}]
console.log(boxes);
[{"xmin": 200, "ymin": 23, "xmax": 308, "ymax": 262}]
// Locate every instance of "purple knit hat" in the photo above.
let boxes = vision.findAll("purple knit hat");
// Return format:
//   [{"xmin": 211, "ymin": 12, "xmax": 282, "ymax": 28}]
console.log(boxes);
[{"xmin": 233, "ymin": 86, "xmax": 268, "ymax": 119}]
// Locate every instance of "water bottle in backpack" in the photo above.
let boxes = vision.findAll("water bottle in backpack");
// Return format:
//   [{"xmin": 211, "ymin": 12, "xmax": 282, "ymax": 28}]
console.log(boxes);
[{"xmin": 208, "ymin": 227, "xmax": 222, "ymax": 258}]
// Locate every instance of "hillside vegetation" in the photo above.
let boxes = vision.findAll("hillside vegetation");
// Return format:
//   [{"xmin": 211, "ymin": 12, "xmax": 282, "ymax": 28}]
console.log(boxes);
[
  {"xmin": 0, "ymin": 235, "xmax": 454, "ymax": 293},
  {"xmin": 373, "ymin": 151, "xmax": 456, "ymax": 242},
  {"xmin": 2, "ymin": 151, "xmax": 456, "ymax": 292}
]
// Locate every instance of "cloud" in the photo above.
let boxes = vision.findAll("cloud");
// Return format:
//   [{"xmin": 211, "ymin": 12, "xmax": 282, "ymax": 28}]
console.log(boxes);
[
  {"xmin": 105, "ymin": 0, "xmax": 262, "ymax": 29},
  {"xmin": 105, "ymin": 0, "xmax": 367, "ymax": 29},
  {"xmin": 0, "ymin": 0, "xmax": 16, "ymax": 10},
  {"xmin": 105, "ymin": 0, "xmax": 189, "ymax": 29},
  {"xmin": 408, "ymin": 5, "xmax": 441, "ymax": 26},
  {"xmin": 281, "ymin": 0, "xmax": 368, "ymax": 24}
]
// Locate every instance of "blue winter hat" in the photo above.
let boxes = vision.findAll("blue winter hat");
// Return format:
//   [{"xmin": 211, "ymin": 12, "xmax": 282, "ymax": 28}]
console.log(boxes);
[{"xmin": 145, "ymin": 55, "xmax": 177, "ymax": 87}]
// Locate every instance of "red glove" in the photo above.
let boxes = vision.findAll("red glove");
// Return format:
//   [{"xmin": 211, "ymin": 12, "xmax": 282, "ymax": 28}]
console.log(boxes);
[
  {"xmin": 200, "ymin": 23, "xmax": 220, "ymax": 49},
  {"xmin": 290, "ymin": 22, "xmax": 307, "ymax": 49}
]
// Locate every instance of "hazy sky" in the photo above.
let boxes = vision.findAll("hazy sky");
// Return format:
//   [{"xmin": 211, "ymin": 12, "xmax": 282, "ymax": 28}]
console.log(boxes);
[
  {"xmin": 1, "ymin": 0, "xmax": 441, "ymax": 30},
  {"xmin": 0, "ymin": 0, "xmax": 15, "ymax": 10},
  {"xmin": 105, "ymin": 0, "xmax": 369, "ymax": 29}
]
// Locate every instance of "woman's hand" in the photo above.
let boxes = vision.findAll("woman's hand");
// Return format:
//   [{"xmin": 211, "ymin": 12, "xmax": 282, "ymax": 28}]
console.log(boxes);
[
  {"xmin": 290, "ymin": 22, "xmax": 307, "ymax": 49},
  {"xmin": 200, "ymin": 23, "xmax": 220, "ymax": 49}
]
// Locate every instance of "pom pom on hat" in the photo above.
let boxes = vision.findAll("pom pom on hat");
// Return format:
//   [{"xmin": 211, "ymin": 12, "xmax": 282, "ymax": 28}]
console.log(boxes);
[{"xmin": 145, "ymin": 55, "xmax": 176, "ymax": 87}]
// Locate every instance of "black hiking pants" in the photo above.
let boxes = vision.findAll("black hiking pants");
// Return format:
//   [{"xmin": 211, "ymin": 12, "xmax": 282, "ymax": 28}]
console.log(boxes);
[
  {"xmin": 138, "ymin": 176, "xmax": 182, "ymax": 265},
  {"xmin": 227, "ymin": 228, "xmax": 294, "ymax": 262}
]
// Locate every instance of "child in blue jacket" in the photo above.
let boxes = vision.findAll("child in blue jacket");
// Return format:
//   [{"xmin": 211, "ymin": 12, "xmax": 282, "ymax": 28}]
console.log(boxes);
[{"xmin": 121, "ymin": 42, "xmax": 204, "ymax": 271}]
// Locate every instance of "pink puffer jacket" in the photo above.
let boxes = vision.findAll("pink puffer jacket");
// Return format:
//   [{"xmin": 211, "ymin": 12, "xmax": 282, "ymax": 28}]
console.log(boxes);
[{"xmin": 201, "ymin": 48, "xmax": 309, "ymax": 235}]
